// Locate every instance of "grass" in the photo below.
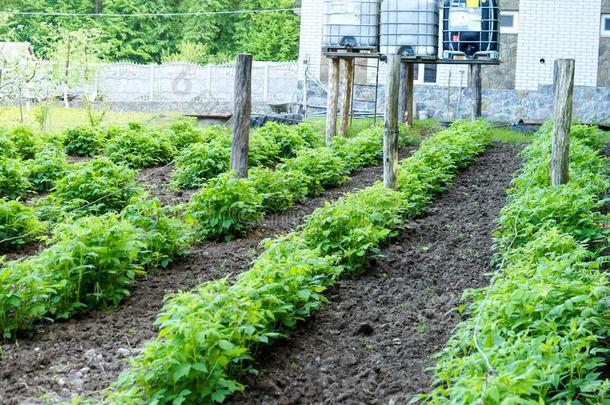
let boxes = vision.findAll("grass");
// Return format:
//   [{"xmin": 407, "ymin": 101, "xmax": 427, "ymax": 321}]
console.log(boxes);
[
  {"xmin": 304, "ymin": 117, "xmax": 441, "ymax": 138},
  {"xmin": 491, "ymin": 127, "xmax": 536, "ymax": 143},
  {"xmin": 0, "ymin": 105, "xmax": 182, "ymax": 133}
]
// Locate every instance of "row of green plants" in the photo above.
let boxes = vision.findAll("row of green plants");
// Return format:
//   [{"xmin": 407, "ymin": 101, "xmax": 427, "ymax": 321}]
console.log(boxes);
[
  {"xmin": 0, "ymin": 121, "xmax": 410, "ymax": 337},
  {"xmin": 101, "ymin": 120, "xmax": 493, "ymax": 404},
  {"xmin": 183, "ymin": 124, "xmax": 419, "ymax": 241},
  {"xmin": 425, "ymin": 124, "xmax": 610, "ymax": 403},
  {"xmin": 0, "ymin": 195, "xmax": 190, "ymax": 338}
]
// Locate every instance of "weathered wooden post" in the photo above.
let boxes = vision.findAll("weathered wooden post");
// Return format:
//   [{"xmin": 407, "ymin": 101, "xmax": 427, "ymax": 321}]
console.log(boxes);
[
  {"xmin": 326, "ymin": 57, "xmax": 341, "ymax": 144},
  {"xmin": 406, "ymin": 63, "xmax": 415, "ymax": 127},
  {"xmin": 231, "ymin": 53, "xmax": 252, "ymax": 178},
  {"xmin": 469, "ymin": 64, "xmax": 482, "ymax": 120},
  {"xmin": 339, "ymin": 58, "xmax": 355, "ymax": 136},
  {"xmin": 550, "ymin": 59, "xmax": 575, "ymax": 187},
  {"xmin": 398, "ymin": 62, "xmax": 407, "ymax": 123},
  {"xmin": 384, "ymin": 54, "xmax": 401, "ymax": 190}
]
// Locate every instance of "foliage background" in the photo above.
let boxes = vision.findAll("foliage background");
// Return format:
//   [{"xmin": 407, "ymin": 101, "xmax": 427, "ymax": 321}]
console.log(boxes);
[{"xmin": 0, "ymin": 0, "xmax": 300, "ymax": 63}]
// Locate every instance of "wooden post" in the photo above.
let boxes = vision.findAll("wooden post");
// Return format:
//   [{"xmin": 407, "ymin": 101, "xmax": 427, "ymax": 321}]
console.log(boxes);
[
  {"xmin": 231, "ymin": 53, "xmax": 252, "ymax": 179},
  {"xmin": 339, "ymin": 58, "xmax": 354, "ymax": 136},
  {"xmin": 398, "ymin": 62, "xmax": 407, "ymax": 123},
  {"xmin": 383, "ymin": 54, "xmax": 401, "ymax": 190},
  {"xmin": 326, "ymin": 57, "xmax": 341, "ymax": 144},
  {"xmin": 550, "ymin": 59, "xmax": 575, "ymax": 187},
  {"xmin": 406, "ymin": 63, "xmax": 415, "ymax": 127},
  {"xmin": 469, "ymin": 64, "xmax": 482, "ymax": 120}
]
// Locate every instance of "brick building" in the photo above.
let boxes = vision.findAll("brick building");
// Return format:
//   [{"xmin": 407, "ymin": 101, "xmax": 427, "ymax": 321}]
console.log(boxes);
[{"xmin": 298, "ymin": 0, "xmax": 610, "ymax": 123}]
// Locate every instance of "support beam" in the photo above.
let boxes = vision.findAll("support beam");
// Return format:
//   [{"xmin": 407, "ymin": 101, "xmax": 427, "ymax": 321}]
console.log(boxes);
[
  {"xmin": 383, "ymin": 54, "xmax": 401, "ymax": 190},
  {"xmin": 339, "ymin": 58, "xmax": 355, "ymax": 137},
  {"xmin": 469, "ymin": 64, "xmax": 482, "ymax": 120},
  {"xmin": 325, "ymin": 57, "xmax": 341, "ymax": 144},
  {"xmin": 406, "ymin": 63, "xmax": 415, "ymax": 127},
  {"xmin": 550, "ymin": 59, "xmax": 575, "ymax": 187},
  {"xmin": 231, "ymin": 53, "xmax": 252, "ymax": 178},
  {"xmin": 398, "ymin": 62, "xmax": 407, "ymax": 123}
]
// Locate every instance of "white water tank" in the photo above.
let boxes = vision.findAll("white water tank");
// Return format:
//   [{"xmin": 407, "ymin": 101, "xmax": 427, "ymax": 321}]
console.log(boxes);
[
  {"xmin": 323, "ymin": 0, "xmax": 379, "ymax": 50},
  {"xmin": 380, "ymin": 0, "xmax": 439, "ymax": 58}
]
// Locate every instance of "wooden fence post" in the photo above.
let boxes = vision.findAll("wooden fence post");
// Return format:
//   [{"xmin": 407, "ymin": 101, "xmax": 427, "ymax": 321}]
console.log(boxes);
[
  {"xmin": 384, "ymin": 54, "xmax": 401, "ymax": 190},
  {"xmin": 326, "ymin": 57, "xmax": 340, "ymax": 144},
  {"xmin": 469, "ymin": 64, "xmax": 481, "ymax": 120},
  {"xmin": 406, "ymin": 63, "xmax": 415, "ymax": 127},
  {"xmin": 550, "ymin": 59, "xmax": 575, "ymax": 187},
  {"xmin": 339, "ymin": 58, "xmax": 354, "ymax": 136},
  {"xmin": 231, "ymin": 53, "xmax": 252, "ymax": 179}
]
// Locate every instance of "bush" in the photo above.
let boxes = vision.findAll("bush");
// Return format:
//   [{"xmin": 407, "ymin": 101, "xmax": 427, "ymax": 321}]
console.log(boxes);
[
  {"xmin": 249, "ymin": 167, "xmax": 309, "ymax": 212},
  {"xmin": 166, "ymin": 121, "xmax": 228, "ymax": 151},
  {"xmin": 0, "ymin": 199, "xmax": 45, "ymax": 251},
  {"xmin": 280, "ymin": 147, "xmax": 350, "ymax": 194},
  {"xmin": 0, "ymin": 133, "xmax": 18, "ymax": 159},
  {"xmin": 0, "ymin": 157, "xmax": 31, "ymax": 200},
  {"xmin": 249, "ymin": 131, "xmax": 282, "ymax": 167},
  {"xmin": 63, "ymin": 126, "xmax": 103, "ymax": 157},
  {"xmin": 301, "ymin": 184, "xmax": 405, "ymax": 271},
  {"xmin": 5, "ymin": 126, "xmax": 42, "ymax": 160},
  {"xmin": 104, "ymin": 129, "xmax": 174, "ymax": 169},
  {"xmin": 47, "ymin": 157, "xmax": 141, "ymax": 217},
  {"xmin": 121, "ymin": 197, "xmax": 191, "ymax": 269},
  {"xmin": 26, "ymin": 146, "xmax": 69, "ymax": 192},
  {"xmin": 331, "ymin": 126, "xmax": 383, "ymax": 171},
  {"xmin": 254, "ymin": 122, "xmax": 322, "ymax": 159},
  {"xmin": 172, "ymin": 140, "xmax": 231, "ymax": 189},
  {"xmin": 0, "ymin": 214, "xmax": 143, "ymax": 338},
  {"xmin": 185, "ymin": 173, "xmax": 263, "ymax": 241}
]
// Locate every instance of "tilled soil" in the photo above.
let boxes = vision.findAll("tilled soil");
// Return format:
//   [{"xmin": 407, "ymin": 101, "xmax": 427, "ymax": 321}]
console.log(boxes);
[
  {"xmin": 0, "ymin": 150, "xmax": 411, "ymax": 405},
  {"xmin": 228, "ymin": 142, "xmax": 523, "ymax": 405}
]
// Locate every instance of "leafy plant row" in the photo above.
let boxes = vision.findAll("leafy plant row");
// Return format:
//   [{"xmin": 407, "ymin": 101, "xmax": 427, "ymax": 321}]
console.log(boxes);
[
  {"xmin": 102, "ymin": 120, "xmax": 493, "ymax": 404},
  {"xmin": 425, "ymin": 124, "xmax": 610, "ymax": 404},
  {"xmin": 0, "ymin": 121, "xmax": 402, "ymax": 337}
]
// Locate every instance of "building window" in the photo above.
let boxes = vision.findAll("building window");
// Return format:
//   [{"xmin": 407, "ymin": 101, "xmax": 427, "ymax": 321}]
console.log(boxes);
[
  {"xmin": 413, "ymin": 64, "xmax": 438, "ymax": 85},
  {"xmin": 500, "ymin": 11, "xmax": 518, "ymax": 34},
  {"xmin": 602, "ymin": 15, "xmax": 610, "ymax": 37}
]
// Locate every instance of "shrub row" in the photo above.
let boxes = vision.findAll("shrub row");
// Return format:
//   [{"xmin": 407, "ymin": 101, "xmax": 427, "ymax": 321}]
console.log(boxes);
[
  {"xmin": 183, "ymin": 124, "xmax": 416, "ymax": 242},
  {"xmin": 425, "ymin": 124, "xmax": 610, "ymax": 403},
  {"xmin": 0, "ymin": 195, "xmax": 191, "ymax": 339},
  {"xmin": 172, "ymin": 122, "xmax": 322, "ymax": 189},
  {"xmin": 104, "ymin": 120, "xmax": 492, "ymax": 404}
]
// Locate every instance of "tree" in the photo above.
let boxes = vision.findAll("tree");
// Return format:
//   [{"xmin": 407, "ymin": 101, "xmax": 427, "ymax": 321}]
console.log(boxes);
[{"xmin": 49, "ymin": 28, "xmax": 103, "ymax": 107}]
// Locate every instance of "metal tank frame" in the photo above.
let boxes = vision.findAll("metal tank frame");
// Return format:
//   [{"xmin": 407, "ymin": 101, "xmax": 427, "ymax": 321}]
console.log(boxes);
[
  {"xmin": 442, "ymin": 0, "xmax": 500, "ymax": 60},
  {"xmin": 323, "ymin": 0, "xmax": 380, "ymax": 51},
  {"xmin": 380, "ymin": 0, "xmax": 439, "ymax": 59}
]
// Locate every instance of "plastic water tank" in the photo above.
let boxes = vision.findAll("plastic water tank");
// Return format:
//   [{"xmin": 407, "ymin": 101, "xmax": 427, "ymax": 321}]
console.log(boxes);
[
  {"xmin": 323, "ymin": 0, "xmax": 379, "ymax": 50},
  {"xmin": 442, "ymin": 0, "xmax": 499, "ymax": 60},
  {"xmin": 380, "ymin": 0, "xmax": 439, "ymax": 58}
]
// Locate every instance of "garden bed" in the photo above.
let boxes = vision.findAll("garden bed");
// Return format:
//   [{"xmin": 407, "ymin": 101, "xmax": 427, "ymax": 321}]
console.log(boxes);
[
  {"xmin": 0, "ymin": 148, "xmax": 414, "ymax": 404},
  {"xmin": 227, "ymin": 142, "xmax": 523, "ymax": 404}
]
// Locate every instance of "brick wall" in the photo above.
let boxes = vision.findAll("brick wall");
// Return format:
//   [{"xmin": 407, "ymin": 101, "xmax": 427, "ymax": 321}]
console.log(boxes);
[
  {"xmin": 515, "ymin": 0, "xmax": 601, "ymax": 90},
  {"xmin": 297, "ymin": 0, "xmax": 324, "ymax": 81}
]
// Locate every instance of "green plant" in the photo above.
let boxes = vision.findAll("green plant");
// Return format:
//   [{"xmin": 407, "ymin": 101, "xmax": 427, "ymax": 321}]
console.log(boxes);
[
  {"xmin": 254, "ymin": 122, "xmax": 322, "ymax": 159},
  {"xmin": 26, "ymin": 146, "xmax": 69, "ymax": 192},
  {"xmin": 280, "ymin": 147, "xmax": 350, "ymax": 194},
  {"xmin": 0, "ymin": 199, "xmax": 45, "ymax": 251},
  {"xmin": 104, "ymin": 129, "xmax": 174, "ymax": 169},
  {"xmin": 165, "ymin": 121, "xmax": 228, "ymax": 152},
  {"xmin": 63, "ymin": 126, "xmax": 103, "ymax": 157},
  {"xmin": 172, "ymin": 140, "xmax": 231, "ymax": 189},
  {"xmin": 249, "ymin": 167, "xmax": 310, "ymax": 212},
  {"xmin": 0, "ymin": 157, "xmax": 31, "ymax": 200},
  {"xmin": 0, "ymin": 214, "xmax": 143, "ymax": 338},
  {"xmin": 185, "ymin": 173, "xmax": 263, "ymax": 241},
  {"xmin": 121, "ymin": 197, "xmax": 192, "ymax": 269},
  {"xmin": 44, "ymin": 157, "xmax": 142, "ymax": 217},
  {"xmin": 248, "ymin": 131, "xmax": 282, "ymax": 167},
  {"xmin": 5, "ymin": 126, "xmax": 42, "ymax": 160},
  {"xmin": 331, "ymin": 126, "xmax": 383, "ymax": 171}
]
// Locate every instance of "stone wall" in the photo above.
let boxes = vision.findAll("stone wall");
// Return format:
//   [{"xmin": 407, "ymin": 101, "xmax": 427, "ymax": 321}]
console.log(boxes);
[
  {"xmin": 482, "ymin": 34, "xmax": 518, "ymax": 89},
  {"xmin": 603, "ymin": 0, "xmax": 610, "ymax": 13},
  {"xmin": 304, "ymin": 80, "xmax": 610, "ymax": 124}
]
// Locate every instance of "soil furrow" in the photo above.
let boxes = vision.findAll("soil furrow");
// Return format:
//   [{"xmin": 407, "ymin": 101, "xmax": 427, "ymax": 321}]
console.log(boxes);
[
  {"xmin": 0, "ymin": 149, "xmax": 415, "ymax": 405},
  {"xmin": 228, "ymin": 142, "xmax": 523, "ymax": 405}
]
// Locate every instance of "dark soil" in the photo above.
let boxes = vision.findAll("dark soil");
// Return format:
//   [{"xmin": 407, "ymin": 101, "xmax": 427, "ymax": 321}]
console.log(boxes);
[
  {"xmin": 137, "ymin": 164, "xmax": 199, "ymax": 206},
  {"xmin": 0, "ymin": 150, "xmax": 411, "ymax": 405},
  {"xmin": 2, "ymin": 241, "xmax": 46, "ymax": 262},
  {"xmin": 228, "ymin": 142, "xmax": 523, "ymax": 405}
]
